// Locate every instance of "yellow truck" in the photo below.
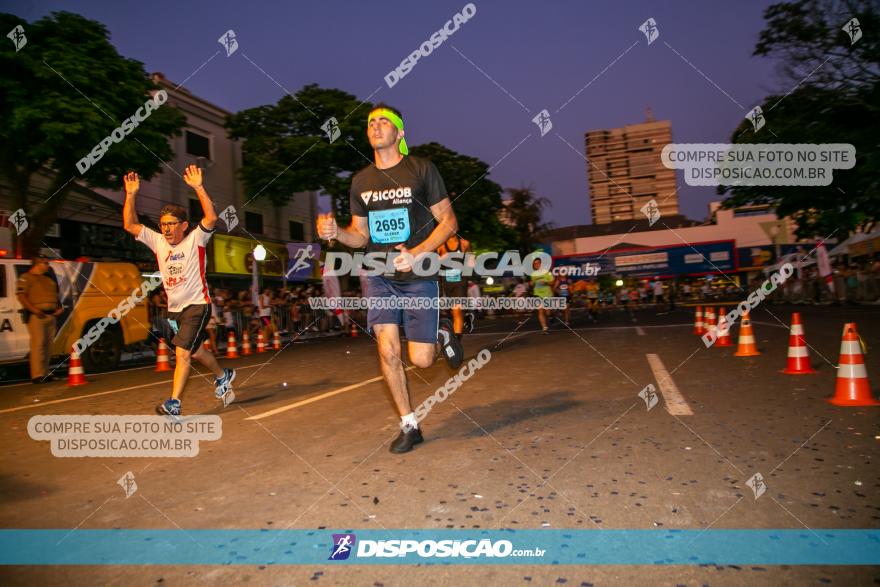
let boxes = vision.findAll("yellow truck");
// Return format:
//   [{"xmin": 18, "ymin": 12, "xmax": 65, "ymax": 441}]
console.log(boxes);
[{"xmin": 1, "ymin": 259, "xmax": 152, "ymax": 372}]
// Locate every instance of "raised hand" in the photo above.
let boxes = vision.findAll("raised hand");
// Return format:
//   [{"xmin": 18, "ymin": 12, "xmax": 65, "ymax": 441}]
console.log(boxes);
[
  {"xmin": 124, "ymin": 171, "xmax": 139, "ymax": 195},
  {"xmin": 183, "ymin": 164, "xmax": 203, "ymax": 189}
]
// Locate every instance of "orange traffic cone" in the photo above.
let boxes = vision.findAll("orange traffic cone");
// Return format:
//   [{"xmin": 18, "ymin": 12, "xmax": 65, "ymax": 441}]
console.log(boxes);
[
  {"xmin": 350, "ymin": 321, "xmax": 358, "ymax": 337},
  {"xmin": 273, "ymin": 330, "xmax": 281, "ymax": 350},
  {"xmin": 782, "ymin": 312, "xmax": 816, "ymax": 374},
  {"xmin": 67, "ymin": 346, "xmax": 87, "ymax": 386},
  {"xmin": 202, "ymin": 338, "xmax": 212, "ymax": 353},
  {"xmin": 715, "ymin": 307, "xmax": 733, "ymax": 347},
  {"xmin": 226, "ymin": 331, "xmax": 239, "ymax": 359},
  {"xmin": 693, "ymin": 306, "xmax": 705, "ymax": 335},
  {"xmin": 242, "ymin": 331, "xmax": 252, "ymax": 356},
  {"xmin": 829, "ymin": 323, "xmax": 878, "ymax": 406},
  {"xmin": 155, "ymin": 338, "xmax": 172, "ymax": 372},
  {"xmin": 734, "ymin": 311, "xmax": 761, "ymax": 357},
  {"xmin": 256, "ymin": 331, "xmax": 266, "ymax": 353},
  {"xmin": 704, "ymin": 307, "xmax": 716, "ymax": 338}
]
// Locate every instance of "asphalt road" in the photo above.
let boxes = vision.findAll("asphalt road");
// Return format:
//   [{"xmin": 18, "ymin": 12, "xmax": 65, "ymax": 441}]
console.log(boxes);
[{"xmin": 1, "ymin": 303, "xmax": 878, "ymax": 585}]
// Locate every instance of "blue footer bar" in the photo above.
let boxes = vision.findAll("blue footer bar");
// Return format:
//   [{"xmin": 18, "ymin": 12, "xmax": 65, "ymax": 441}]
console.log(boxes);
[{"xmin": 1, "ymin": 529, "xmax": 878, "ymax": 565}]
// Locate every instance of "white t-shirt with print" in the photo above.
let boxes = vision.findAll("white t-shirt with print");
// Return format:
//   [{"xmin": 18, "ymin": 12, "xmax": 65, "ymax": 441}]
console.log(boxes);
[
  {"xmin": 258, "ymin": 294, "xmax": 272, "ymax": 317},
  {"xmin": 136, "ymin": 224, "xmax": 214, "ymax": 312}
]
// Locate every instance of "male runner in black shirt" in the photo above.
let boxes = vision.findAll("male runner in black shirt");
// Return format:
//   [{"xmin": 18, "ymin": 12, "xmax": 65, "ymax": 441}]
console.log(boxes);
[{"xmin": 317, "ymin": 104, "xmax": 463, "ymax": 453}]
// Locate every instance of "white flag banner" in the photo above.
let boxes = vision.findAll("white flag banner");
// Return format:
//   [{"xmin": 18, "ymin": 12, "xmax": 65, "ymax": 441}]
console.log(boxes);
[
  {"xmin": 251, "ymin": 257, "xmax": 259, "ymax": 305},
  {"xmin": 816, "ymin": 240, "xmax": 835, "ymax": 293}
]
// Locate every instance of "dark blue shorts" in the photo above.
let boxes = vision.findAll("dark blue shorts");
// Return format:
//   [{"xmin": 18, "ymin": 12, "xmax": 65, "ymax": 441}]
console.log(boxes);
[{"xmin": 366, "ymin": 276, "xmax": 439, "ymax": 344}]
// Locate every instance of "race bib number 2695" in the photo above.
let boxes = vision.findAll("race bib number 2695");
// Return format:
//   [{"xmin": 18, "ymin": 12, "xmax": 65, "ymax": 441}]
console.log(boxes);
[{"xmin": 368, "ymin": 208, "xmax": 410, "ymax": 244}]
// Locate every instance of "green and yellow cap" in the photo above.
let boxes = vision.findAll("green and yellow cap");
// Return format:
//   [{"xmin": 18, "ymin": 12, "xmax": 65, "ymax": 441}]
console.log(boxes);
[{"xmin": 367, "ymin": 108, "xmax": 408, "ymax": 155}]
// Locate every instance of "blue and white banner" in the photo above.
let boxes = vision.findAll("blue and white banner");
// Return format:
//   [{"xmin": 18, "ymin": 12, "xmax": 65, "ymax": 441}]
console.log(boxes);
[
  {"xmin": 285, "ymin": 242, "xmax": 320, "ymax": 281},
  {"xmin": 553, "ymin": 240, "xmax": 737, "ymax": 279},
  {"xmin": 1, "ymin": 529, "xmax": 877, "ymax": 565}
]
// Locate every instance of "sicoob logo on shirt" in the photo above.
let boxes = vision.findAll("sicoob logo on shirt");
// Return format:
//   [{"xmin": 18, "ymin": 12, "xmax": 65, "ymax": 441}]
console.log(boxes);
[{"xmin": 360, "ymin": 187, "xmax": 412, "ymax": 205}]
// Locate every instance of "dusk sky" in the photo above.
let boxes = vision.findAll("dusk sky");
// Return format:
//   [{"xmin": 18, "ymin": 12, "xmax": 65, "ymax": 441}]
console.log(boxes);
[{"xmin": 9, "ymin": 0, "xmax": 785, "ymax": 227}]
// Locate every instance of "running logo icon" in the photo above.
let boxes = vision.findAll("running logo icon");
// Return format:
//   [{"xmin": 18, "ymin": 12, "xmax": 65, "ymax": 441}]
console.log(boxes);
[
  {"xmin": 638, "ymin": 383, "xmax": 658, "ymax": 411},
  {"xmin": 289, "ymin": 244, "xmax": 316, "ymax": 275},
  {"xmin": 640, "ymin": 199, "xmax": 660, "ymax": 226},
  {"xmin": 746, "ymin": 472, "xmax": 766, "ymax": 500},
  {"xmin": 842, "ymin": 18, "xmax": 861, "ymax": 45},
  {"xmin": 218, "ymin": 30, "xmax": 238, "ymax": 56},
  {"xmin": 117, "ymin": 471, "xmax": 138, "ymax": 498},
  {"xmin": 329, "ymin": 533, "xmax": 356, "ymax": 560},
  {"xmin": 321, "ymin": 117, "xmax": 341, "ymax": 143},
  {"xmin": 9, "ymin": 209, "xmax": 28, "ymax": 235},
  {"xmin": 7, "ymin": 24, "xmax": 26, "ymax": 52},
  {"xmin": 532, "ymin": 110, "xmax": 552, "ymax": 137},
  {"xmin": 220, "ymin": 205, "xmax": 239, "ymax": 231},
  {"xmin": 746, "ymin": 106, "xmax": 765, "ymax": 132},
  {"xmin": 639, "ymin": 18, "xmax": 659, "ymax": 45}
]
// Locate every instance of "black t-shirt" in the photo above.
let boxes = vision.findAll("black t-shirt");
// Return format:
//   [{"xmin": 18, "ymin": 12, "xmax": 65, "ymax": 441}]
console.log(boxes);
[{"xmin": 350, "ymin": 156, "xmax": 447, "ymax": 281}]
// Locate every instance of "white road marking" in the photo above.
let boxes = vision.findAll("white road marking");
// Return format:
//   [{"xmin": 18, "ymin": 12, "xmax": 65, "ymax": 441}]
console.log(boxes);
[
  {"xmin": 645, "ymin": 353, "xmax": 694, "ymax": 416},
  {"xmin": 635, "ymin": 326, "xmax": 646, "ymax": 336},
  {"xmin": 0, "ymin": 362, "xmax": 272, "ymax": 415},
  {"xmin": 245, "ymin": 367, "xmax": 415, "ymax": 421}
]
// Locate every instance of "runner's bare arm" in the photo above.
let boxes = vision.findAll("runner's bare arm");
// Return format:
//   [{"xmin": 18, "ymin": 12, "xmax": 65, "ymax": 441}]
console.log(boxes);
[
  {"xmin": 318, "ymin": 213, "xmax": 369, "ymax": 249},
  {"xmin": 184, "ymin": 165, "xmax": 218, "ymax": 230},
  {"xmin": 410, "ymin": 198, "xmax": 458, "ymax": 256},
  {"xmin": 122, "ymin": 171, "xmax": 143, "ymax": 237}
]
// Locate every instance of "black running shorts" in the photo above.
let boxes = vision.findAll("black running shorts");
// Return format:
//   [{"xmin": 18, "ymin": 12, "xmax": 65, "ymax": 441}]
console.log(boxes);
[{"xmin": 168, "ymin": 304, "xmax": 211, "ymax": 352}]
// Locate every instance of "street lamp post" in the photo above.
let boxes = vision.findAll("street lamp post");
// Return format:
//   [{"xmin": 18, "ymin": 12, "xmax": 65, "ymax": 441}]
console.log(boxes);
[{"xmin": 253, "ymin": 243, "xmax": 266, "ymax": 295}]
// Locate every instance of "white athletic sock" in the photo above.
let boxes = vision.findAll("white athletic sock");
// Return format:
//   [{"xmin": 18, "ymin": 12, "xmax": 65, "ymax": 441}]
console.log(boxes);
[{"xmin": 401, "ymin": 412, "xmax": 418, "ymax": 431}]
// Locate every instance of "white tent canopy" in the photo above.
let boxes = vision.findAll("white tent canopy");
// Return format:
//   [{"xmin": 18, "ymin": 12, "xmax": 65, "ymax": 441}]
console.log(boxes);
[
  {"xmin": 829, "ymin": 228, "xmax": 880, "ymax": 256},
  {"xmin": 763, "ymin": 251, "xmax": 812, "ymax": 274},
  {"xmin": 829, "ymin": 236, "xmax": 854, "ymax": 257}
]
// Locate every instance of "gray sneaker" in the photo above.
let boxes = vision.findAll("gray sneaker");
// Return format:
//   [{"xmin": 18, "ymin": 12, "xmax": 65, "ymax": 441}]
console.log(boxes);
[{"xmin": 214, "ymin": 368, "xmax": 236, "ymax": 402}]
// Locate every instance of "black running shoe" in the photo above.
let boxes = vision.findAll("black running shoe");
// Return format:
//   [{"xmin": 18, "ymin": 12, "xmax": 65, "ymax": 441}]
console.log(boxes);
[
  {"xmin": 438, "ymin": 318, "xmax": 464, "ymax": 369},
  {"xmin": 464, "ymin": 312, "xmax": 476, "ymax": 334},
  {"xmin": 390, "ymin": 426, "xmax": 424, "ymax": 453}
]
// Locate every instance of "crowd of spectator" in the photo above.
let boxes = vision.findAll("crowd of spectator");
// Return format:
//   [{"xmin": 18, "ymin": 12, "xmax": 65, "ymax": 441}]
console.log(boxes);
[
  {"xmin": 145, "ymin": 256, "xmax": 880, "ymax": 347},
  {"xmin": 148, "ymin": 282, "xmax": 367, "ymax": 348}
]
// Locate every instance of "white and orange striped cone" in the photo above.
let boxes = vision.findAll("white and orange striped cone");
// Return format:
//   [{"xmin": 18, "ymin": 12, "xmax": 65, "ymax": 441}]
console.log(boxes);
[
  {"xmin": 829, "ymin": 323, "xmax": 878, "ymax": 406},
  {"xmin": 155, "ymin": 338, "xmax": 172, "ymax": 372},
  {"xmin": 714, "ymin": 306, "xmax": 733, "ymax": 347},
  {"xmin": 242, "ymin": 331, "xmax": 252, "ymax": 356},
  {"xmin": 693, "ymin": 306, "xmax": 705, "ymax": 335},
  {"xmin": 734, "ymin": 311, "xmax": 760, "ymax": 357},
  {"xmin": 256, "ymin": 331, "xmax": 266, "ymax": 353},
  {"xmin": 350, "ymin": 321, "xmax": 358, "ymax": 338},
  {"xmin": 67, "ymin": 346, "xmax": 87, "ymax": 386},
  {"xmin": 782, "ymin": 312, "xmax": 816, "ymax": 374},
  {"xmin": 202, "ymin": 338, "xmax": 212, "ymax": 354},
  {"xmin": 704, "ymin": 307, "xmax": 716, "ymax": 339},
  {"xmin": 273, "ymin": 330, "xmax": 281, "ymax": 351},
  {"xmin": 225, "ymin": 331, "xmax": 239, "ymax": 359}
]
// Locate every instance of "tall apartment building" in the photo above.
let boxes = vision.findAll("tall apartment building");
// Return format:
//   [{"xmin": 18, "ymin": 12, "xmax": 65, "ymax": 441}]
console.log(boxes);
[{"xmin": 584, "ymin": 116, "xmax": 678, "ymax": 224}]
